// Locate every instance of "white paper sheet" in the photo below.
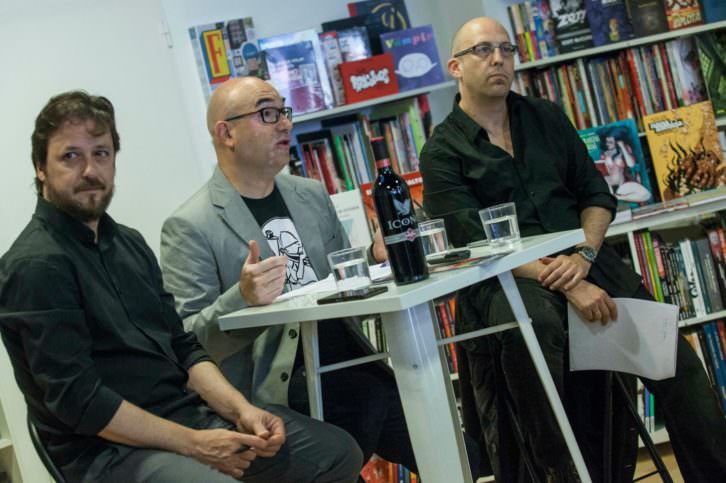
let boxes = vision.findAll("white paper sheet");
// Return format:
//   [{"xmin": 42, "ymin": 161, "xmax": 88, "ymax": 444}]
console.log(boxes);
[
  {"xmin": 568, "ymin": 298, "xmax": 679, "ymax": 380},
  {"xmin": 273, "ymin": 263, "xmax": 392, "ymax": 303}
]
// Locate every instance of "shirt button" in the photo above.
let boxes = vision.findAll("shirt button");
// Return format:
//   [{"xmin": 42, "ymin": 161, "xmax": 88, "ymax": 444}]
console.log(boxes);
[
  {"xmin": 288, "ymin": 329, "xmax": 298, "ymax": 339},
  {"xmin": 280, "ymin": 372, "xmax": 289, "ymax": 382}
]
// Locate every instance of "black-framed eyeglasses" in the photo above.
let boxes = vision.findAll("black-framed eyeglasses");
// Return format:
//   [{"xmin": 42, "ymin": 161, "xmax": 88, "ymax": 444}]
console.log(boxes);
[
  {"xmin": 224, "ymin": 106, "xmax": 293, "ymax": 124},
  {"xmin": 454, "ymin": 41, "xmax": 517, "ymax": 59}
]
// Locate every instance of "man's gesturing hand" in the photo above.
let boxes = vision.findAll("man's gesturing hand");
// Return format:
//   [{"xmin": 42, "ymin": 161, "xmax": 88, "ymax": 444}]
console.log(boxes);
[
  {"xmin": 239, "ymin": 240, "xmax": 288, "ymax": 306},
  {"xmin": 563, "ymin": 280, "xmax": 618, "ymax": 325},
  {"xmin": 538, "ymin": 254, "xmax": 591, "ymax": 291},
  {"xmin": 186, "ymin": 428, "xmax": 264, "ymax": 479}
]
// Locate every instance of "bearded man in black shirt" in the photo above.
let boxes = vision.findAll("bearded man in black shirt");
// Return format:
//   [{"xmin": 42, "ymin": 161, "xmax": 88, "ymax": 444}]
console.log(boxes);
[
  {"xmin": 419, "ymin": 17, "xmax": 726, "ymax": 483},
  {"xmin": 0, "ymin": 91, "xmax": 362, "ymax": 483}
]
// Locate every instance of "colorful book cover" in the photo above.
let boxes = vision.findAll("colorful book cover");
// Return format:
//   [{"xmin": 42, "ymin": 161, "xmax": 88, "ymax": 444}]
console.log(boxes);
[
  {"xmin": 643, "ymin": 101, "xmax": 726, "ymax": 201},
  {"xmin": 550, "ymin": 0, "xmax": 594, "ymax": 53},
  {"xmin": 188, "ymin": 17, "xmax": 260, "ymax": 101},
  {"xmin": 347, "ymin": 0, "xmax": 411, "ymax": 31},
  {"xmin": 339, "ymin": 54, "xmax": 399, "ymax": 104},
  {"xmin": 625, "ymin": 0, "xmax": 668, "ymax": 37},
  {"xmin": 380, "ymin": 25, "xmax": 445, "ymax": 92},
  {"xmin": 696, "ymin": 31, "xmax": 726, "ymax": 118},
  {"xmin": 664, "ymin": 0, "xmax": 704, "ymax": 31},
  {"xmin": 668, "ymin": 37, "xmax": 708, "ymax": 105},
  {"xmin": 578, "ymin": 118, "xmax": 653, "ymax": 208},
  {"xmin": 263, "ymin": 41, "xmax": 326, "ymax": 115},
  {"xmin": 531, "ymin": 0, "xmax": 559, "ymax": 57},
  {"xmin": 259, "ymin": 29, "xmax": 334, "ymax": 109},
  {"xmin": 585, "ymin": 0, "xmax": 633, "ymax": 47}
]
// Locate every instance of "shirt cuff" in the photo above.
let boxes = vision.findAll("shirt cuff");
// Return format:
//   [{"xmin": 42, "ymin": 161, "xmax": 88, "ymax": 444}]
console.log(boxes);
[
  {"xmin": 76, "ymin": 385, "xmax": 123, "ymax": 435},
  {"xmin": 580, "ymin": 193, "xmax": 617, "ymax": 221}
]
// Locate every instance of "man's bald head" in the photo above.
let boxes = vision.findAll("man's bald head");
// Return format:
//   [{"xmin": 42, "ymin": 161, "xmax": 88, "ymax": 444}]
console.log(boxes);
[
  {"xmin": 451, "ymin": 17, "xmax": 510, "ymax": 56},
  {"xmin": 206, "ymin": 77, "xmax": 273, "ymax": 136}
]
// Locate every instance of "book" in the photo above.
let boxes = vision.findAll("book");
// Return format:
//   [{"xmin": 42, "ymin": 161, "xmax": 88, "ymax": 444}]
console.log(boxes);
[
  {"xmin": 263, "ymin": 41, "xmax": 327, "ymax": 115},
  {"xmin": 381, "ymin": 25, "xmax": 445, "ymax": 92},
  {"xmin": 337, "ymin": 26, "xmax": 373, "ymax": 61},
  {"xmin": 339, "ymin": 54, "xmax": 399, "ymax": 104},
  {"xmin": 664, "ymin": 0, "xmax": 704, "ymax": 31},
  {"xmin": 584, "ymin": 0, "xmax": 633, "ymax": 47},
  {"xmin": 258, "ymin": 29, "xmax": 334, "ymax": 109},
  {"xmin": 330, "ymin": 189, "xmax": 373, "ymax": 247},
  {"xmin": 696, "ymin": 31, "xmax": 726, "ymax": 118},
  {"xmin": 578, "ymin": 118, "xmax": 653, "ymax": 208},
  {"xmin": 625, "ymin": 0, "xmax": 668, "ymax": 37},
  {"xmin": 188, "ymin": 17, "xmax": 261, "ymax": 101},
  {"xmin": 347, "ymin": 1, "xmax": 411, "ymax": 55},
  {"xmin": 701, "ymin": 0, "xmax": 726, "ymax": 23},
  {"xmin": 319, "ymin": 32, "xmax": 347, "ymax": 106},
  {"xmin": 643, "ymin": 101, "xmax": 726, "ymax": 201},
  {"xmin": 550, "ymin": 0, "xmax": 594, "ymax": 53}
]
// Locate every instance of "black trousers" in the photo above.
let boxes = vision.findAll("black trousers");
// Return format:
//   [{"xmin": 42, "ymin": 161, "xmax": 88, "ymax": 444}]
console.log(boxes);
[
  {"xmin": 288, "ymin": 361, "xmax": 482, "ymax": 480},
  {"xmin": 463, "ymin": 278, "xmax": 726, "ymax": 482}
]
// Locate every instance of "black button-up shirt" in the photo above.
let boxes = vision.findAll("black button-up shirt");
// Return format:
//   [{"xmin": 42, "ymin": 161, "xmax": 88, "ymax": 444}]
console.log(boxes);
[
  {"xmin": 0, "ymin": 198, "xmax": 210, "ymax": 481},
  {"xmin": 420, "ymin": 92, "xmax": 642, "ymax": 332}
]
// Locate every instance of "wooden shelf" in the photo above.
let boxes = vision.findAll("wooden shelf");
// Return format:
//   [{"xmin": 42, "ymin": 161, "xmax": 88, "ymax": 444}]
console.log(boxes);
[
  {"xmin": 678, "ymin": 309, "xmax": 726, "ymax": 329},
  {"xmin": 292, "ymin": 80, "xmax": 457, "ymax": 123},
  {"xmin": 0, "ymin": 438, "xmax": 11, "ymax": 450},
  {"xmin": 607, "ymin": 189, "xmax": 726, "ymax": 237},
  {"xmin": 515, "ymin": 21, "xmax": 726, "ymax": 72}
]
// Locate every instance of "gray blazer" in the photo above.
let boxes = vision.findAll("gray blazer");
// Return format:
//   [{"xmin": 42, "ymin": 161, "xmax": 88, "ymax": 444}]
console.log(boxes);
[{"xmin": 161, "ymin": 167, "xmax": 373, "ymax": 406}]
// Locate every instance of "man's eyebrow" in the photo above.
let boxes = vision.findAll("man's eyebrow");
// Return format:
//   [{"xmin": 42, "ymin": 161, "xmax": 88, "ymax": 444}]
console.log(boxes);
[{"xmin": 255, "ymin": 96, "xmax": 281, "ymax": 107}]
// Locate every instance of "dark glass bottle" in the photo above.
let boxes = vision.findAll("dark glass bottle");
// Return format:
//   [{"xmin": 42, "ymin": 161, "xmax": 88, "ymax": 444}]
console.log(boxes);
[{"xmin": 371, "ymin": 136, "xmax": 429, "ymax": 285}]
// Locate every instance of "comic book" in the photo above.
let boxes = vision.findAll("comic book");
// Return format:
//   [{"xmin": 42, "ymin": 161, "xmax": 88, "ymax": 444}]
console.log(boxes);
[
  {"xmin": 188, "ymin": 17, "xmax": 261, "ymax": 101},
  {"xmin": 263, "ymin": 41, "xmax": 327, "ymax": 115},
  {"xmin": 381, "ymin": 25, "xmax": 445, "ymax": 92},
  {"xmin": 584, "ymin": 0, "xmax": 633, "ymax": 46},
  {"xmin": 664, "ymin": 0, "xmax": 704, "ymax": 31},
  {"xmin": 643, "ymin": 101, "xmax": 726, "ymax": 201},
  {"xmin": 578, "ymin": 118, "xmax": 653, "ymax": 208},
  {"xmin": 550, "ymin": 0, "xmax": 594, "ymax": 53}
]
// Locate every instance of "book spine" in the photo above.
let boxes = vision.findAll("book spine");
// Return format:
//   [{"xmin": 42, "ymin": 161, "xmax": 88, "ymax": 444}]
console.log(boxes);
[
  {"xmin": 692, "ymin": 240, "xmax": 713, "ymax": 314},
  {"xmin": 698, "ymin": 238, "xmax": 724, "ymax": 312},
  {"xmin": 681, "ymin": 239, "xmax": 707, "ymax": 317},
  {"xmin": 703, "ymin": 323, "xmax": 726, "ymax": 412},
  {"xmin": 674, "ymin": 244, "xmax": 697, "ymax": 319}
]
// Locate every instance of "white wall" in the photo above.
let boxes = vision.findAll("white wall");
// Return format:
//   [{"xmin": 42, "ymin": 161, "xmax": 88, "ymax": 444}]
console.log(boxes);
[{"xmin": 0, "ymin": 0, "xmax": 205, "ymax": 255}]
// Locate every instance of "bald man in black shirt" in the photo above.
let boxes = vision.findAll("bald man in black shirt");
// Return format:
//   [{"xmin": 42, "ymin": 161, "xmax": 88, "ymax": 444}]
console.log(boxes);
[{"xmin": 420, "ymin": 17, "xmax": 726, "ymax": 483}]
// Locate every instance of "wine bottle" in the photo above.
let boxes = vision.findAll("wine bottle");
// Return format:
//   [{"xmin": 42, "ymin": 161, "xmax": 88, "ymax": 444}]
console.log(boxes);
[{"xmin": 371, "ymin": 136, "xmax": 428, "ymax": 285}]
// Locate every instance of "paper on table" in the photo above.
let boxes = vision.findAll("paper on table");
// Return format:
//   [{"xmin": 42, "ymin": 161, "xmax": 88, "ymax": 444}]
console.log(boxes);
[
  {"xmin": 273, "ymin": 263, "xmax": 392, "ymax": 303},
  {"xmin": 568, "ymin": 298, "xmax": 679, "ymax": 380}
]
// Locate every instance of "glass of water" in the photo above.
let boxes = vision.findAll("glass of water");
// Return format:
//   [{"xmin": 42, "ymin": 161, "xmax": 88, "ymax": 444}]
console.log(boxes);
[
  {"xmin": 478, "ymin": 202, "xmax": 521, "ymax": 248},
  {"xmin": 418, "ymin": 219, "xmax": 449, "ymax": 259},
  {"xmin": 327, "ymin": 246, "xmax": 371, "ymax": 293}
]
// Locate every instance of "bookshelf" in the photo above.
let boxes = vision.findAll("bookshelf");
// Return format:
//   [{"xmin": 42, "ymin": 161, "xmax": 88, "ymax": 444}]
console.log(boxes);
[
  {"xmin": 294, "ymin": 80, "xmax": 456, "ymax": 123},
  {"xmin": 514, "ymin": 20, "xmax": 726, "ymax": 71}
]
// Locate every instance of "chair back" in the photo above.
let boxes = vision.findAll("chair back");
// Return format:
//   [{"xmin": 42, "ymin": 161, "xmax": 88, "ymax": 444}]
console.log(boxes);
[{"xmin": 26, "ymin": 414, "xmax": 67, "ymax": 483}]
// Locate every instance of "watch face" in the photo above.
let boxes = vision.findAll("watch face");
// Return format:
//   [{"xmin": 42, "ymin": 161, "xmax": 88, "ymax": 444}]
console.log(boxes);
[{"xmin": 577, "ymin": 246, "xmax": 596, "ymax": 262}]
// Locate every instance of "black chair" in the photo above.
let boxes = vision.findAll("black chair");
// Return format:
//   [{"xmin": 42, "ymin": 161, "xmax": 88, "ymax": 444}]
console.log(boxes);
[{"xmin": 27, "ymin": 414, "xmax": 66, "ymax": 483}]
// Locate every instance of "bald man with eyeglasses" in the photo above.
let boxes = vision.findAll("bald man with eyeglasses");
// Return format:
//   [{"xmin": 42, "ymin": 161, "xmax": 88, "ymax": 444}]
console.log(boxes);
[
  {"xmin": 419, "ymin": 16, "xmax": 726, "ymax": 483},
  {"xmin": 160, "ymin": 77, "xmax": 483, "ymax": 480}
]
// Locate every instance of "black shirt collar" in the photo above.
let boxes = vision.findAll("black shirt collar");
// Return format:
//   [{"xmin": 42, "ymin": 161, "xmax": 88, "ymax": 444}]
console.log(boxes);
[
  {"xmin": 33, "ymin": 197, "xmax": 117, "ymax": 246},
  {"xmin": 449, "ymin": 91, "xmax": 522, "ymax": 144}
]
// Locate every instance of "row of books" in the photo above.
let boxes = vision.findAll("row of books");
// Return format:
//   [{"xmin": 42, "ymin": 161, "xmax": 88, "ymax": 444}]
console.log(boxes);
[
  {"xmin": 514, "ymin": 34, "xmax": 712, "ymax": 131},
  {"xmin": 507, "ymin": 0, "xmax": 726, "ymax": 63},
  {"xmin": 189, "ymin": 1, "xmax": 447, "ymax": 115},
  {"xmin": 361, "ymin": 454, "xmax": 418, "ymax": 483},
  {"xmin": 684, "ymin": 321, "xmax": 726, "ymax": 414},
  {"xmin": 629, "ymin": 228, "xmax": 726, "ymax": 321},
  {"xmin": 289, "ymin": 96, "xmax": 430, "ymax": 194}
]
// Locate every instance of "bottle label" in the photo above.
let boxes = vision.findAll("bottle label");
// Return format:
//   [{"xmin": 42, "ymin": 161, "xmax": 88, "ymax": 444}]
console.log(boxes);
[{"xmin": 384, "ymin": 227, "xmax": 419, "ymax": 245}]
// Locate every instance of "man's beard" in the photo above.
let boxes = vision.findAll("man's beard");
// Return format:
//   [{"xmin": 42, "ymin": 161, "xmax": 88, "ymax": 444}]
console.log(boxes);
[{"xmin": 45, "ymin": 180, "xmax": 115, "ymax": 223}]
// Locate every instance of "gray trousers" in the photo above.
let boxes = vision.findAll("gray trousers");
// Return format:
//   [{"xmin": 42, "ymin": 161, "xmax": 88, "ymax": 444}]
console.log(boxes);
[{"xmin": 94, "ymin": 404, "xmax": 363, "ymax": 483}]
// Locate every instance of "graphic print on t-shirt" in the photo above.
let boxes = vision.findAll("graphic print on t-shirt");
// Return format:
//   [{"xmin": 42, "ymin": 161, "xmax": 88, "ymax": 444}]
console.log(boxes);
[{"xmin": 261, "ymin": 217, "xmax": 318, "ymax": 291}]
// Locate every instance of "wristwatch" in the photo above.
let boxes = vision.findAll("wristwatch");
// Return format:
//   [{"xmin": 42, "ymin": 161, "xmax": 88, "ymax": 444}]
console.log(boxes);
[{"xmin": 573, "ymin": 245, "xmax": 597, "ymax": 264}]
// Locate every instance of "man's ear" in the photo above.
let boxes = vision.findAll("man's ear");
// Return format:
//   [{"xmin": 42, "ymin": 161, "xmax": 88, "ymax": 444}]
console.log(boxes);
[
  {"xmin": 214, "ymin": 121, "xmax": 234, "ymax": 148},
  {"xmin": 36, "ymin": 164, "xmax": 47, "ymax": 182},
  {"xmin": 448, "ymin": 57, "xmax": 462, "ymax": 80}
]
